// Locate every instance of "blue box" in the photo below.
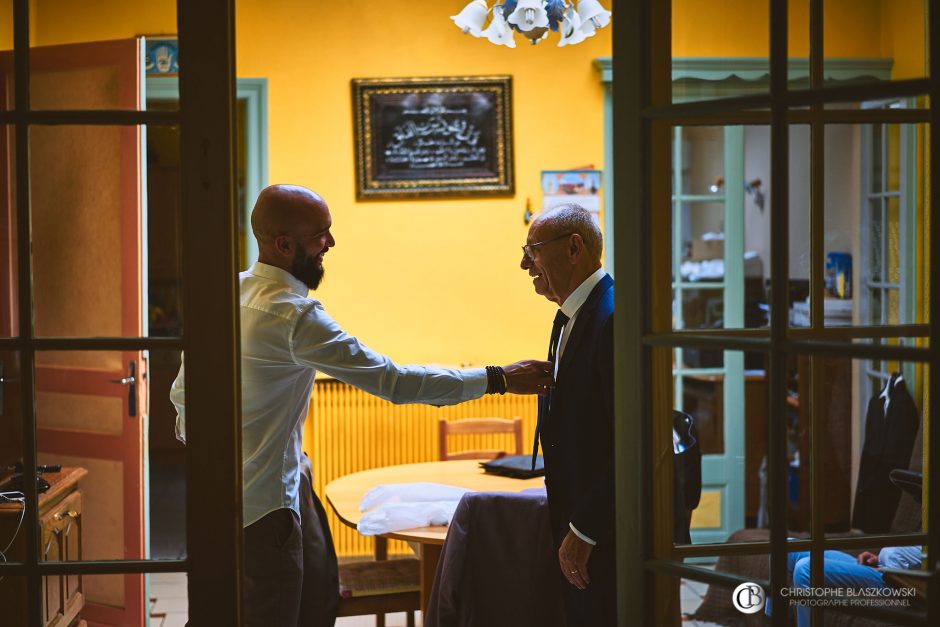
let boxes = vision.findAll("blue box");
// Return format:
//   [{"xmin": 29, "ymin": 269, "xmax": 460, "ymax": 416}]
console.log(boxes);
[{"xmin": 825, "ymin": 252, "xmax": 852, "ymax": 299}]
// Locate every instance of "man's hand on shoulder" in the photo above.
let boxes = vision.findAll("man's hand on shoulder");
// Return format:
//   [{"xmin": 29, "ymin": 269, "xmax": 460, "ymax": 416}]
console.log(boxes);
[{"xmin": 502, "ymin": 360, "xmax": 554, "ymax": 395}]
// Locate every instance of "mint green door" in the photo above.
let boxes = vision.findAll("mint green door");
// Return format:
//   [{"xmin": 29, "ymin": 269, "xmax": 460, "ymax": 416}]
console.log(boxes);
[{"xmin": 672, "ymin": 126, "xmax": 747, "ymax": 546}]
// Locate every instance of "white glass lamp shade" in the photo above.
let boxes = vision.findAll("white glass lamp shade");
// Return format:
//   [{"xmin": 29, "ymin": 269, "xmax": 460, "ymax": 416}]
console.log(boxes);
[
  {"xmin": 521, "ymin": 26, "xmax": 549, "ymax": 44},
  {"xmin": 508, "ymin": 0, "xmax": 550, "ymax": 32},
  {"xmin": 558, "ymin": 7, "xmax": 587, "ymax": 46},
  {"xmin": 483, "ymin": 10, "xmax": 517, "ymax": 47},
  {"xmin": 451, "ymin": 0, "xmax": 490, "ymax": 37},
  {"xmin": 577, "ymin": 0, "xmax": 611, "ymax": 35}
]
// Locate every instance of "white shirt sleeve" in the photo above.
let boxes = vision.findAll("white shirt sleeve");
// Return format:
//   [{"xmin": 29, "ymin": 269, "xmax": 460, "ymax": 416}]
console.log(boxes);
[
  {"xmin": 569, "ymin": 522, "xmax": 597, "ymax": 546},
  {"xmin": 291, "ymin": 303, "xmax": 487, "ymax": 405},
  {"xmin": 170, "ymin": 355, "xmax": 186, "ymax": 444}
]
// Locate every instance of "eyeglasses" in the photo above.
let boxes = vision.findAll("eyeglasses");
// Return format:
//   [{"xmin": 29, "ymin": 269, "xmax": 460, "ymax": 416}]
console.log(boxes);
[{"xmin": 521, "ymin": 233, "xmax": 573, "ymax": 260}]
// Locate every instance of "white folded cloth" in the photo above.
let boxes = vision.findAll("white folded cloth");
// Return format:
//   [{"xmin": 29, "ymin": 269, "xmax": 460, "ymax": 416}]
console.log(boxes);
[
  {"xmin": 358, "ymin": 500, "xmax": 461, "ymax": 536},
  {"xmin": 357, "ymin": 482, "xmax": 469, "ymax": 536},
  {"xmin": 359, "ymin": 482, "xmax": 469, "ymax": 511}
]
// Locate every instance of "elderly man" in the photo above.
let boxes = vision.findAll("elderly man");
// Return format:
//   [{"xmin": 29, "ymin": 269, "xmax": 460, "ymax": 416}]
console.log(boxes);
[
  {"xmin": 171, "ymin": 184, "xmax": 553, "ymax": 627},
  {"xmin": 522, "ymin": 203, "xmax": 616, "ymax": 626}
]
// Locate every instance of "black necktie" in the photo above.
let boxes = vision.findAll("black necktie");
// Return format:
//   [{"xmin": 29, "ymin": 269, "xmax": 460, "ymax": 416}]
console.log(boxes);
[
  {"xmin": 547, "ymin": 309, "xmax": 570, "ymax": 363},
  {"xmin": 532, "ymin": 310, "xmax": 569, "ymax": 469}
]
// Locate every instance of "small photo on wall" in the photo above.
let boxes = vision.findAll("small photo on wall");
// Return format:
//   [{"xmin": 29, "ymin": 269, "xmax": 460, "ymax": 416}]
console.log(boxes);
[{"xmin": 541, "ymin": 170, "xmax": 602, "ymax": 225}]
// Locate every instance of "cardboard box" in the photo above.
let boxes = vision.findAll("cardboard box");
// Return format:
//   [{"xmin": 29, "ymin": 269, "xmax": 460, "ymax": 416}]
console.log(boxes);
[{"xmin": 690, "ymin": 238, "xmax": 724, "ymax": 260}]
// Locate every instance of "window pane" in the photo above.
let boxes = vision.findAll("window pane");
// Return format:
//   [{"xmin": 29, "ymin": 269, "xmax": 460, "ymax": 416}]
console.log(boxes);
[
  {"xmin": 674, "ymin": 351, "xmax": 789, "ymax": 545},
  {"xmin": 0, "ymin": 352, "xmax": 25, "ymax": 575},
  {"xmin": 813, "ymin": 357, "xmax": 928, "ymax": 539},
  {"xmin": 824, "ymin": 0, "xmax": 927, "ymax": 84},
  {"xmin": 0, "ymin": 577, "xmax": 33, "ymax": 625},
  {"xmin": 817, "ymin": 122, "xmax": 927, "ymax": 329},
  {"xmin": 678, "ymin": 288, "xmax": 724, "ymax": 334},
  {"xmin": 29, "ymin": 124, "xmax": 183, "ymax": 338},
  {"xmin": 146, "ymin": 121, "xmax": 184, "ymax": 337},
  {"xmin": 0, "ymin": 0, "xmax": 12, "ymax": 112},
  {"xmin": 682, "ymin": 553, "xmax": 771, "ymax": 621},
  {"xmin": 83, "ymin": 573, "xmax": 145, "ymax": 619},
  {"xmin": 35, "ymin": 349, "xmax": 186, "ymax": 567},
  {"xmin": 29, "ymin": 39, "xmax": 139, "ymax": 112},
  {"xmin": 680, "ymin": 577, "xmax": 711, "ymax": 620},
  {"xmin": 789, "ymin": 0, "xmax": 810, "ymax": 82},
  {"xmin": 0, "ymin": 351, "xmax": 23, "ymax": 480},
  {"xmin": 672, "ymin": 0, "xmax": 770, "ymax": 102},
  {"xmin": 149, "ymin": 351, "xmax": 186, "ymax": 560},
  {"xmin": 149, "ymin": 572, "xmax": 188, "ymax": 623},
  {"xmin": 27, "ymin": 5, "xmax": 177, "ymax": 112},
  {"xmin": 672, "ymin": 126, "xmax": 772, "ymax": 333},
  {"xmin": 0, "ymin": 123, "xmax": 17, "ymax": 337}
]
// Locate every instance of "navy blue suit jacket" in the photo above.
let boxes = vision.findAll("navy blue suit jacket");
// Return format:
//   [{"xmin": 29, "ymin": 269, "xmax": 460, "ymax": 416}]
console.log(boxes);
[{"xmin": 539, "ymin": 273, "xmax": 615, "ymax": 549}]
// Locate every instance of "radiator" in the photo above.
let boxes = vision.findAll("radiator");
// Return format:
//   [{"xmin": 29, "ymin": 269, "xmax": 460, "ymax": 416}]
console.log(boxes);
[{"xmin": 303, "ymin": 379, "xmax": 539, "ymax": 557}]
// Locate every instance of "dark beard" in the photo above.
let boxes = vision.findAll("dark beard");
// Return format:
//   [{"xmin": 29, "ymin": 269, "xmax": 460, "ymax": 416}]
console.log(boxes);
[{"xmin": 291, "ymin": 251, "xmax": 324, "ymax": 290}]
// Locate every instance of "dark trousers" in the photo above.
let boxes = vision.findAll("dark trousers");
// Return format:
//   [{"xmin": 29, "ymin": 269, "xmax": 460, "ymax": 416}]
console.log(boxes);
[
  {"xmin": 244, "ymin": 455, "xmax": 340, "ymax": 627},
  {"xmin": 244, "ymin": 508, "xmax": 304, "ymax": 627},
  {"xmin": 298, "ymin": 455, "xmax": 340, "ymax": 627}
]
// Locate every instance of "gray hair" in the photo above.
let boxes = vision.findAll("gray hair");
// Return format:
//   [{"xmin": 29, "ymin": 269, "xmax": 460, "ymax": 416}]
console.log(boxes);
[{"xmin": 540, "ymin": 203, "xmax": 603, "ymax": 262}]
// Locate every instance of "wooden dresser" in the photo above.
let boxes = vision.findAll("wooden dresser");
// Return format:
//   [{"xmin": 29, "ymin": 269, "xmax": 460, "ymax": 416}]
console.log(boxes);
[{"xmin": 0, "ymin": 467, "xmax": 88, "ymax": 627}]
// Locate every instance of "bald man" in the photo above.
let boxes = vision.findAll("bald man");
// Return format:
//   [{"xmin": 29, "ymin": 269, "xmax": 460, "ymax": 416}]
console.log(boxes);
[{"xmin": 171, "ymin": 184, "xmax": 553, "ymax": 627}]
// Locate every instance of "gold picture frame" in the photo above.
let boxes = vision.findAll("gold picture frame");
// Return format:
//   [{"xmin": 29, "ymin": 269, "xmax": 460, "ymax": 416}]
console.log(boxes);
[{"xmin": 352, "ymin": 76, "xmax": 514, "ymax": 200}]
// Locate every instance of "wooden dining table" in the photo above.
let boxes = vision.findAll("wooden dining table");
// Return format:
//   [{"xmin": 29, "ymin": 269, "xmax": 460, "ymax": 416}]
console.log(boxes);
[{"xmin": 324, "ymin": 459, "xmax": 545, "ymax": 611}]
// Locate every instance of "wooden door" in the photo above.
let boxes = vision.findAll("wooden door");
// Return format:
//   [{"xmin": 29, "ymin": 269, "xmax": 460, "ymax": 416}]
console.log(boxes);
[{"xmin": 1, "ymin": 38, "xmax": 148, "ymax": 627}]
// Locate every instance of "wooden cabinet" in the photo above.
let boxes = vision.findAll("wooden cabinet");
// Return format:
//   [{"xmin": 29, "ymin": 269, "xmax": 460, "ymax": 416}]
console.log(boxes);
[{"xmin": 0, "ymin": 467, "xmax": 87, "ymax": 627}]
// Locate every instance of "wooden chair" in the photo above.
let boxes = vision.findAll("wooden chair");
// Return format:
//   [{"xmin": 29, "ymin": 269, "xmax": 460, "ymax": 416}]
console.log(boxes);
[
  {"xmin": 438, "ymin": 417, "xmax": 523, "ymax": 461},
  {"xmin": 336, "ymin": 550, "xmax": 419, "ymax": 627}
]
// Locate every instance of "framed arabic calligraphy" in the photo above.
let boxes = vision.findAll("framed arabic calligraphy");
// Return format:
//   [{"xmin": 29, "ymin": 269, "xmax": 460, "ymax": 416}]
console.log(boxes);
[{"xmin": 352, "ymin": 76, "xmax": 514, "ymax": 199}]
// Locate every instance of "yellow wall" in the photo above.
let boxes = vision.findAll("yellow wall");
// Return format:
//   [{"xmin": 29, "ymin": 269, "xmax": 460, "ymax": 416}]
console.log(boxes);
[
  {"xmin": 23, "ymin": 0, "xmax": 611, "ymax": 368},
  {"xmin": 12, "ymin": 0, "xmax": 926, "ymax": 366},
  {"xmin": 672, "ymin": 0, "xmax": 926, "ymax": 79}
]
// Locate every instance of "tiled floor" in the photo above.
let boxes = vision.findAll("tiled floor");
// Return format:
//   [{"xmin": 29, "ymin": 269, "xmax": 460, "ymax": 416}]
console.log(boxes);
[
  {"xmin": 148, "ymin": 571, "xmax": 719, "ymax": 626},
  {"xmin": 148, "ymin": 570, "xmax": 418, "ymax": 627},
  {"xmin": 148, "ymin": 572, "xmax": 189, "ymax": 627},
  {"xmin": 680, "ymin": 577, "xmax": 722, "ymax": 626}
]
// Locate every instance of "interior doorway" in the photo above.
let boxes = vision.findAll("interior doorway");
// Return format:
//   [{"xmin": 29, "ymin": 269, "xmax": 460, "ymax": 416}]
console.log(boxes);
[{"xmin": 144, "ymin": 77, "xmax": 267, "ymax": 561}]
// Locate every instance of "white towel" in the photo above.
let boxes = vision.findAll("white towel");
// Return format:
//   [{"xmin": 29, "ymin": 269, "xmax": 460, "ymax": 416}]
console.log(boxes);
[
  {"xmin": 356, "ymin": 482, "xmax": 469, "ymax": 535},
  {"xmin": 357, "ymin": 500, "xmax": 461, "ymax": 536},
  {"xmin": 359, "ymin": 482, "xmax": 469, "ymax": 511}
]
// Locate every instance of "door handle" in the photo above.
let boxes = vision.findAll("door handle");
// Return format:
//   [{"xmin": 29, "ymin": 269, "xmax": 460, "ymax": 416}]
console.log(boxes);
[{"xmin": 109, "ymin": 361, "xmax": 137, "ymax": 417}]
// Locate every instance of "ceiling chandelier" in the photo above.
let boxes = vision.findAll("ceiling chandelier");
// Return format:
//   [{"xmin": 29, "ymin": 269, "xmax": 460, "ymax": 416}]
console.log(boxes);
[{"xmin": 451, "ymin": 0, "xmax": 611, "ymax": 48}]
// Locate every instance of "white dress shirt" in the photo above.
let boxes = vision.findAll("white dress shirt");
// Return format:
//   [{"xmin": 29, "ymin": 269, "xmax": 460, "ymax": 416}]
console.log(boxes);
[
  {"xmin": 555, "ymin": 267, "xmax": 606, "ymax": 378},
  {"xmin": 171, "ymin": 262, "xmax": 487, "ymax": 527},
  {"xmin": 552, "ymin": 267, "xmax": 606, "ymax": 546}
]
